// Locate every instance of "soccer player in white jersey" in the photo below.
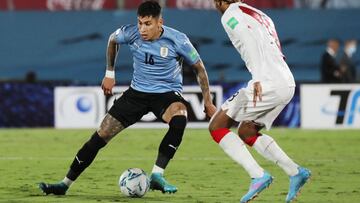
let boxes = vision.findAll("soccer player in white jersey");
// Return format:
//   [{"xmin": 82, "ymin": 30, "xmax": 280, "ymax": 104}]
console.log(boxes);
[
  {"xmin": 39, "ymin": 0, "xmax": 216, "ymax": 196},
  {"xmin": 209, "ymin": 0, "xmax": 311, "ymax": 202}
]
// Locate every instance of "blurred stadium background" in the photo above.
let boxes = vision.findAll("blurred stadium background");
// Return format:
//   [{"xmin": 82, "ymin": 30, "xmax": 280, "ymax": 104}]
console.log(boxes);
[
  {"xmin": 1, "ymin": 1, "xmax": 360, "ymax": 203},
  {"xmin": 1, "ymin": 0, "xmax": 360, "ymax": 129}
]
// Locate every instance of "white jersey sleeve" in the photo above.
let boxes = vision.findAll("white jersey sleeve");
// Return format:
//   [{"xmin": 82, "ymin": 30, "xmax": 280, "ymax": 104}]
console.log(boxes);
[
  {"xmin": 222, "ymin": 7, "xmax": 264, "ymax": 82},
  {"xmin": 221, "ymin": 3, "xmax": 295, "ymax": 88}
]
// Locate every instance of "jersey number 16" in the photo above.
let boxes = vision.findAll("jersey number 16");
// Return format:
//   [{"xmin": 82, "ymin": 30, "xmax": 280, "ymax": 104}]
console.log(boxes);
[{"xmin": 145, "ymin": 53, "xmax": 155, "ymax": 65}]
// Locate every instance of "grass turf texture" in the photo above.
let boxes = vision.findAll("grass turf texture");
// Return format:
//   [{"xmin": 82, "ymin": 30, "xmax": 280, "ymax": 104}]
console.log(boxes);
[{"xmin": 0, "ymin": 128, "xmax": 359, "ymax": 203}]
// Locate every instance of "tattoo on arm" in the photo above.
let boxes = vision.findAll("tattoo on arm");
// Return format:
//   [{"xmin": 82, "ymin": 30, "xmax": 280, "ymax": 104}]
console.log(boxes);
[
  {"xmin": 193, "ymin": 60, "xmax": 212, "ymax": 103},
  {"xmin": 106, "ymin": 33, "xmax": 120, "ymax": 71},
  {"xmin": 97, "ymin": 114, "xmax": 125, "ymax": 142}
]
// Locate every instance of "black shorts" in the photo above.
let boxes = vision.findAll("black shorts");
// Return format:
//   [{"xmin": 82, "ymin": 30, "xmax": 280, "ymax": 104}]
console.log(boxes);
[{"xmin": 108, "ymin": 87, "xmax": 188, "ymax": 128}]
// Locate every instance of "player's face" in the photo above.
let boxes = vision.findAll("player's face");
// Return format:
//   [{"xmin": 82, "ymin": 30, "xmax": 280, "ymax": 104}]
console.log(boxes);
[{"xmin": 138, "ymin": 15, "xmax": 163, "ymax": 41}]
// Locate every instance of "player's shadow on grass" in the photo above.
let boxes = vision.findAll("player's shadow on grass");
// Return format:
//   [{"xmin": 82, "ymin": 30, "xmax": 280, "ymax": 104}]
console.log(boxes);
[
  {"xmin": 5, "ymin": 187, "xmax": 171, "ymax": 203},
  {"xmin": 2, "ymin": 183, "xmax": 174, "ymax": 203},
  {"xmin": 67, "ymin": 193, "xmax": 173, "ymax": 202},
  {"xmin": 0, "ymin": 185, "xmax": 50, "ymax": 202}
]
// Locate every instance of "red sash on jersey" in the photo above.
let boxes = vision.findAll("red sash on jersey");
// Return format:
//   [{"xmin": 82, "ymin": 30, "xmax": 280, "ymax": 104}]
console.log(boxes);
[{"xmin": 239, "ymin": 5, "xmax": 285, "ymax": 59}]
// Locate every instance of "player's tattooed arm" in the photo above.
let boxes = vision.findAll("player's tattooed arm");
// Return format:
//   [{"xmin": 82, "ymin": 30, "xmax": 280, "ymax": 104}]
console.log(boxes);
[
  {"xmin": 97, "ymin": 114, "xmax": 125, "ymax": 142},
  {"xmin": 102, "ymin": 33, "xmax": 119, "ymax": 95},
  {"xmin": 106, "ymin": 32, "xmax": 120, "ymax": 71},
  {"xmin": 192, "ymin": 60, "xmax": 217, "ymax": 117}
]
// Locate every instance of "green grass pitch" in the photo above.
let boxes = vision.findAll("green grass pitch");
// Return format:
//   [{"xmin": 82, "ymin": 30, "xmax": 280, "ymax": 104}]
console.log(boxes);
[{"xmin": 0, "ymin": 128, "xmax": 359, "ymax": 203}]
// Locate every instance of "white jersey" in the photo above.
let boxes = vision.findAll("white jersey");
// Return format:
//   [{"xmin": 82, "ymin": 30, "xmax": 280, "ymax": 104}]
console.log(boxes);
[{"xmin": 221, "ymin": 2, "xmax": 295, "ymax": 89}]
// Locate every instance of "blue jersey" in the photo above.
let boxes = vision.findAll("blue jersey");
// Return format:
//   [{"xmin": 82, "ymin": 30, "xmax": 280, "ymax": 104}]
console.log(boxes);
[{"xmin": 114, "ymin": 24, "xmax": 200, "ymax": 93}]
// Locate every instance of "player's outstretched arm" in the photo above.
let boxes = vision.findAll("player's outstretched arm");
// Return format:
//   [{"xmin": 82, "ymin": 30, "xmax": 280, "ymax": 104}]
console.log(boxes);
[
  {"xmin": 191, "ymin": 60, "xmax": 217, "ymax": 117},
  {"xmin": 102, "ymin": 32, "xmax": 120, "ymax": 95}
]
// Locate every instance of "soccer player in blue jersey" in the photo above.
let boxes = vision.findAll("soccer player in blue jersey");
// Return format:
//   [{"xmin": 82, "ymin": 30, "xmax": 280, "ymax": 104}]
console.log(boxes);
[{"xmin": 39, "ymin": 0, "xmax": 217, "ymax": 195}]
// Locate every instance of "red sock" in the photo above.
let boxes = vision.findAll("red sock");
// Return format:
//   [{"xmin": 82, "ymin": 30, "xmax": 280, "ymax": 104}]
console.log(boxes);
[
  {"xmin": 244, "ymin": 133, "xmax": 261, "ymax": 146},
  {"xmin": 210, "ymin": 128, "xmax": 231, "ymax": 143}
]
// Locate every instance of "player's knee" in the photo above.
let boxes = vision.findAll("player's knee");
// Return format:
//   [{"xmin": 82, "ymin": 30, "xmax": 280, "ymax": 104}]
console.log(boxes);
[
  {"xmin": 97, "ymin": 128, "xmax": 117, "ymax": 143},
  {"xmin": 208, "ymin": 114, "xmax": 227, "ymax": 133},
  {"xmin": 208, "ymin": 120, "xmax": 217, "ymax": 132},
  {"xmin": 170, "ymin": 102, "xmax": 187, "ymax": 114},
  {"xmin": 163, "ymin": 102, "xmax": 187, "ymax": 122},
  {"xmin": 209, "ymin": 112, "xmax": 233, "ymax": 143},
  {"xmin": 238, "ymin": 121, "xmax": 258, "ymax": 141},
  {"xmin": 238, "ymin": 121, "xmax": 257, "ymax": 137},
  {"xmin": 208, "ymin": 119, "xmax": 221, "ymax": 140},
  {"xmin": 169, "ymin": 115, "xmax": 187, "ymax": 129},
  {"xmin": 238, "ymin": 121, "xmax": 261, "ymax": 146}
]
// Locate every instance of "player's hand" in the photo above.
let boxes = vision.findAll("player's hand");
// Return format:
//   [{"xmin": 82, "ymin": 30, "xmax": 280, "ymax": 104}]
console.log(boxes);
[
  {"xmin": 253, "ymin": 81, "xmax": 262, "ymax": 107},
  {"xmin": 204, "ymin": 103, "xmax": 217, "ymax": 118},
  {"xmin": 101, "ymin": 77, "xmax": 115, "ymax": 95}
]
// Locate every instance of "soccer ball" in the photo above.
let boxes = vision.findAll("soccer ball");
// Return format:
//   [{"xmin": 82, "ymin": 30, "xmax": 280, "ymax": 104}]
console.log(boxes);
[{"xmin": 119, "ymin": 168, "xmax": 150, "ymax": 197}]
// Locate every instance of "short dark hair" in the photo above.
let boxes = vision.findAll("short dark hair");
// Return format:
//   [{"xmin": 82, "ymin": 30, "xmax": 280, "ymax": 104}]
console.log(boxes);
[{"xmin": 137, "ymin": 1, "xmax": 161, "ymax": 18}]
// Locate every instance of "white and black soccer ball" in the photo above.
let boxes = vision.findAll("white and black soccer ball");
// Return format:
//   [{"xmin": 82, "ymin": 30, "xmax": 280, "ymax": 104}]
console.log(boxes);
[{"xmin": 119, "ymin": 168, "xmax": 150, "ymax": 198}]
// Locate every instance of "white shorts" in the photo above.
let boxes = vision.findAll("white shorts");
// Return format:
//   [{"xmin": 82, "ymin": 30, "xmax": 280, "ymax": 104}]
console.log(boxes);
[{"xmin": 221, "ymin": 85, "xmax": 295, "ymax": 130}]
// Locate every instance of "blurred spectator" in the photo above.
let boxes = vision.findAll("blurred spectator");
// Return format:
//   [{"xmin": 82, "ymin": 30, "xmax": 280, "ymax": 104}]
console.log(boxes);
[
  {"xmin": 2, "ymin": 0, "xmax": 360, "ymax": 10},
  {"xmin": 119, "ymin": 0, "xmax": 294, "ymax": 10},
  {"xmin": 245, "ymin": 0, "xmax": 294, "ymax": 9},
  {"xmin": 295, "ymin": 0, "xmax": 360, "ymax": 9},
  {"xmin": 321, "ymin": 39, "xmax": 341, "ymax": 83},
  {"xmin": 121, "ymin": 0, "xmax": 168, "ymax": 9},
  {"xmin": 0, "ymin": 0, "xmax": 117, "ymax": 10},
  {"xmin": 340, "ymin": 40, "xmax": 357, "ymax": 83},
  {"xmin": 25, "ymin": 71, "xmax": 37, "ymax": 83},
  {"xmin": 175, "ymin": 0, "xmax": 293, "ymax": 9},
  {"xmin": 295, "ymin": 0, "xmax": 328, "ymax": 8},
  {"xmin": 175, "ymin": 0, "xmax": 215, "ymax": 9}
]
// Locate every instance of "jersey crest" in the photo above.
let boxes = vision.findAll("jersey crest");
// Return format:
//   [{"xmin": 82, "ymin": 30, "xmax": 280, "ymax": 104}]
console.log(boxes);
[{"xmin": 160, "ymin": 46, "xmax": 169, "ymax": 58}]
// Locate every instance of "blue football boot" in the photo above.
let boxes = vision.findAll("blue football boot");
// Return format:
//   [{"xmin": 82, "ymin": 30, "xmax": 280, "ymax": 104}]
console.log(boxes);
[
  {"xmin": 286, "ymin": 167, "xmax": 311, "ymax": 202},
  {"xmin": 150, "ymin": 173, "xmax": 177, "ymax": 194},
  {"xmin": 39, "ymin": 182, "xmax": 68, "ymax": 195},
  {"xmin": 240, "ymin": 172, "xmax": 273, "ymax": 203}
]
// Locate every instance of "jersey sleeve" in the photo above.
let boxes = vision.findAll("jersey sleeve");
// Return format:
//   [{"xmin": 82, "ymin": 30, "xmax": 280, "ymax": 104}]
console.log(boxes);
[
  {"xmin": 114, "ymin": 24, "xmax": 137, "ymax": 45},
  {"xmin": 222, "ymin": 11, "xmax": 265, "ymax": 82},
  {"xmin": 176, "ymin": 34, "xmax": 200, "ymax": 66}
]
